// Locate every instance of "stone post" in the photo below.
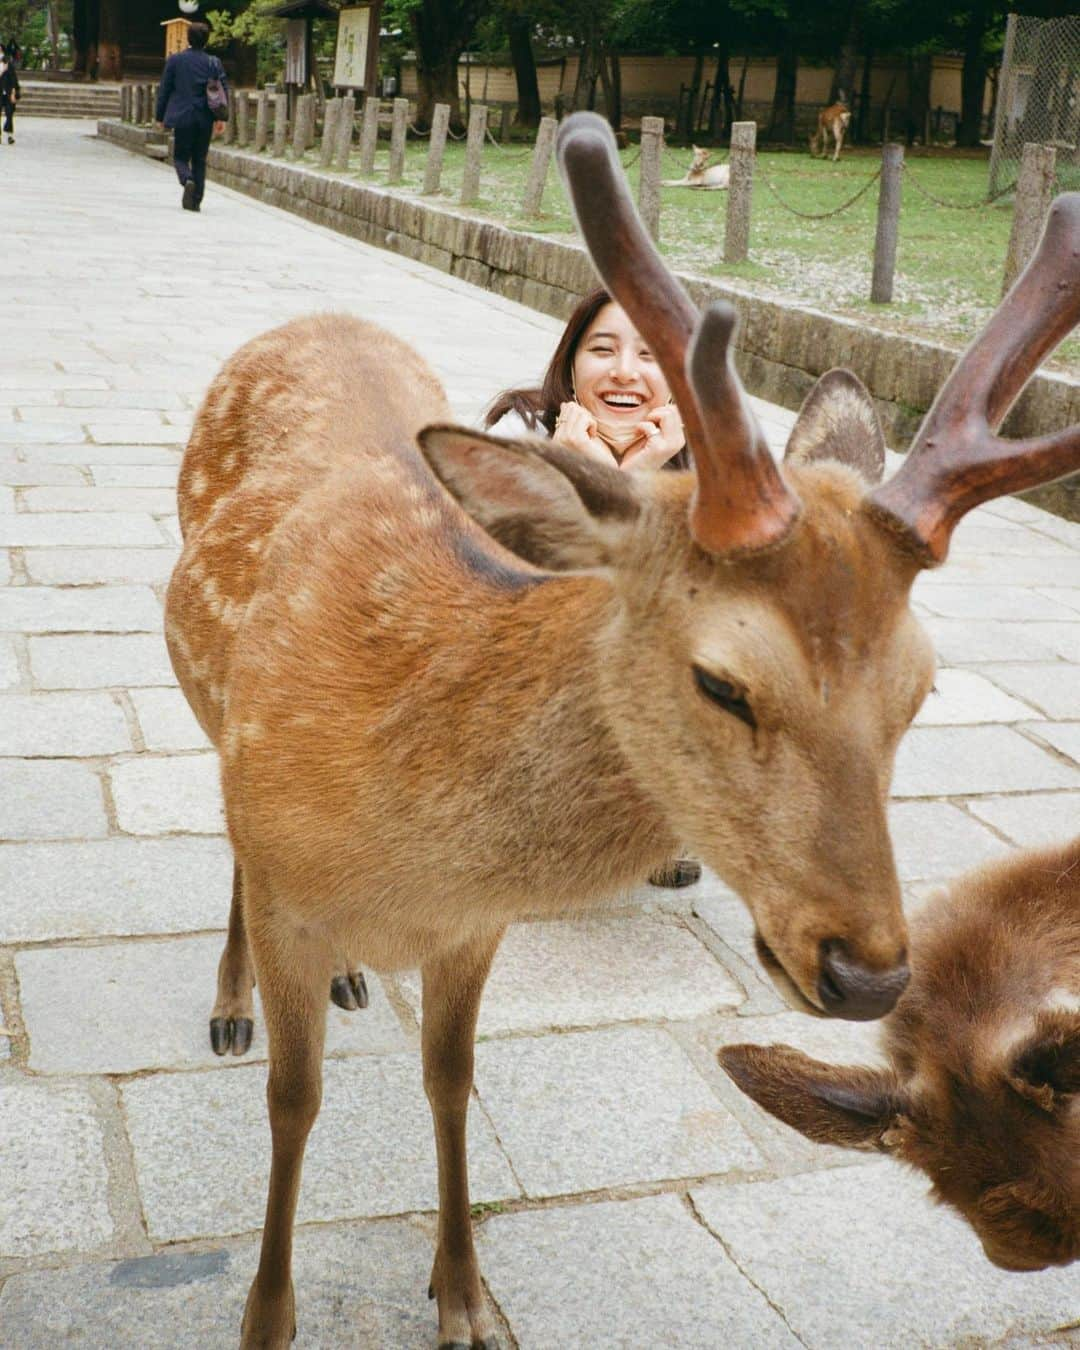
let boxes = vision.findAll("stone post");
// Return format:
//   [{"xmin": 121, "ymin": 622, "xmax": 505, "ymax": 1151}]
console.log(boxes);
[
  {"xmin": 460, "ymin": 103, "xmax": 488, "ymax": 206},
  {"xmin": 120, "ymin": 84, "xmax": 131, "ymax": 122},
  {"xmin": 638, "ymin": 115, "xmax": 664, "ymax": 240},
  {"xmin": 1002, "ymin": 142, "xmax": 1058, "ymax": 295},
  {"xmin": 522, "ymin": 115, "xmax": 557, "ymax": 217},
  {"xmin": 870, "ymin": 142, "xmax": 904, "ymax": 303},
  {"xmin": 223, "ymin": 89, "xmax": 236, "ymax": 143},
  {"xmin": 388, "ymin": 96, "xmax": 408, "ymax": 183},
  {"xmin": 134, "ymin": 84, "xmax": 145, "ymax": 124},
  {"xmin": 254, "ymin": 91, "xmax": 270, "ymax": 153},
  {"xmin": 724, "ymin": 120, "xmax": 757, "ymax": 264},
  {"xmin": 422, "ymin": 102, "xmax": 451, "ymax": 194},
  {"xmin": 236, "ymin": 91, "xmax": 250, "ymax": 148},
  {"xmin": 320, "ymin": 98, "xmax": 341, "ymax": 168},
  {"xmin": 332, "ymin": 94, "xmax": 355, "ymax": 171},
  {"xmin": 359, "ymin": 94, "xmax": 380, "ymax": 175},
  {"xmin": 291, "ymin": 93, "xmax": 314, "ymax": 158},
  {"xmin": 272, "ymin": 92, "xmax": 289, "ymax": 157},
  {"xmin": 499, "ymin": 103, "xmax": 512, "ymax": 142}
]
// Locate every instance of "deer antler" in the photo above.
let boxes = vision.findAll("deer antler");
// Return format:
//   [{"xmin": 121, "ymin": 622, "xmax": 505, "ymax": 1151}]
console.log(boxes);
[
  {"xmin": 870, "ymin": 193, "xmax": 1080, "ymax": 564},
  {"xmin": 555, "ymin": 112, "xmax": 800, "ymax": 555}
]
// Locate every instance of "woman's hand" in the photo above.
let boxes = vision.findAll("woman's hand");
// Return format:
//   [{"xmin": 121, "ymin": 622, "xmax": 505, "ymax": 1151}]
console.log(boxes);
[
  {"xmin": 620, "ymin": 404, "xmax": 685, "ymax": 472},
  {"xmin": 553, "ymin": 401, "xmax": 614, "ymax": 466}
]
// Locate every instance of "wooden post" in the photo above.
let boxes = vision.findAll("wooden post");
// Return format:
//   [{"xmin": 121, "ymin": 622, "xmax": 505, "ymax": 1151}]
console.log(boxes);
[
  {"xmin": 499, "ymin": 102, "xmax": 512, "ymax": 142},
  {"xmin": 388, "ymin": 96, "xmax": 408, "ymax": 183},
  {"xmin": 871, "ymin": 142, "xmax": 904, "ymax": 303},
  {"xmin": 236, "ymin": 91, "xmax": 250, "ymax": 148},
  {"xmin": 134, "ymin": 84, "xmax": 145, "ymax": 124},
  {"xmin": 359, "ymin": 94, "xmax": 380, "ymax": 175},
  {"xmin": 272, "ymin": 92, "xmax": 289, "ymax": 157},
  {"xmin": 422, "ymin": 102, "xmax": 451, "ymax": 194},
  {"xmin": 332, "ymin": 93, "xmax": 355, "ymax": 172},
  {"xmin": 522, "ymin": 115, "xmax": 557, "ymax": 217},
  {"xmin": 223, "ymin": 89, "xmax": 237, "ymax": 144},
  {"xmin": 460, "ymin": 103, "xmax": 488, "ymax": 205},
  {"xmin": 638, "ymin": 115, "xmax": 663, "ymax": 241},
  {"xmin": 320, "ymin": 97, "xmax": 341, "ymax": 168},
  {"xmin": 724, "ymin": 120, "xmax": 757, "ymax": 264},
  {"xmin": 254, "ymin": 90, "xmax": 270, "ymax": 153},
  {"xmin": 1002, "ymin": 142, "xmax": 1057, "ymax": 295},
  {"xmin": 120, "ymin": 84, "xmax": 131, "ymax": 122}
]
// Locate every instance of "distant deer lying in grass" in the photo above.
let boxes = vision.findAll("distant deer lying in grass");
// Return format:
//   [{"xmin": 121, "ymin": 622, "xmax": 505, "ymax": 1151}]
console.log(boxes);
[
  {"xmin": 662, "ymin": 144, "xmax": 730, "ymax": 189},
  {"xmin": 165, "ymin": 102, "xmax": 1080, "ymax": 1346},
  {"xmin": 810, "ymin": 102, "xmax": 851, "ymax": 160},
  {"xmin": 720, "ymin": 839, "xmax": 1080, "ymax": 1272}
]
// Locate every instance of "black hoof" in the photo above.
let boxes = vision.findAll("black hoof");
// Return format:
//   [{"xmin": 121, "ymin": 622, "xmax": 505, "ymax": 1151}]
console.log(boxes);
[
  {"xmin": 428, "ymin": 1283, "xmax": 436, "ymax": 1301},
  {"xmin": 232, "ymin": 1018, "xmax": 254, "ymax": 1056},
  {"xmin": 330, "ymin": 974, "xmax": 358, "ymax": 1011},
  {"xmin": 209, "ymin": 1017, "xmax": 230, "ymax": 1055},
  {"xmin": 648, "ymin": 859, "xmax": 703, "ymax": 888},
  {"xmin": 350, "ymin": 970, "xmax": 369, "ymax": 1009},
  {"xmin": 210, "ymin": 1016, "xmax": 254, "ymax": 1056}
]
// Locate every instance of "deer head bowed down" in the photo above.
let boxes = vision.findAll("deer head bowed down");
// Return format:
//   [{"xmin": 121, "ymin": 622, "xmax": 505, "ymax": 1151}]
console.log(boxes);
[
  {"xmin": 165, "ymin": 109, "xmax": 1080, "ymax": 1348},
  {"xmin": 719, "ymin": 839, "xmax": 1080, "ymax": 1272}
]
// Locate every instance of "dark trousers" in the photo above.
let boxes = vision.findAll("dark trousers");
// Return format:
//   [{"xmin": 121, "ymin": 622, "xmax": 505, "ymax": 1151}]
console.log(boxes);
[
  {"xmin": 1, "ymin": 99, "xmax": 14, "ymax": 136},
  {"xmin": 171, "ymin": 116, "xmax": 212, "ymax": 205}
]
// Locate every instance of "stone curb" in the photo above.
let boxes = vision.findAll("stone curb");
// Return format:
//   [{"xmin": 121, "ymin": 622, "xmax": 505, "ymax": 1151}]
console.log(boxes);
[{"xmin": 96, "ymin": 120, "xmax": 1080, "ymax": 520}]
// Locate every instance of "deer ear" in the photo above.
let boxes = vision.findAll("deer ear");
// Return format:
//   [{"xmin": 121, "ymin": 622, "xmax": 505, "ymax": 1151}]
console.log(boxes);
[
  {"xmin": 418, "ymin": 424, "xmax": 641, "ymax": 572},
  {"xmin": 1009, "ymin": 1011, "xmax": 1080, "ymax": 1111},
  {"xmin": 718, "ymin": 1043, "xmax": 904, "ymax": 1150},
  {"xmin": 784, "ymin": 369, "xmax": 886, "ymax": 483}
]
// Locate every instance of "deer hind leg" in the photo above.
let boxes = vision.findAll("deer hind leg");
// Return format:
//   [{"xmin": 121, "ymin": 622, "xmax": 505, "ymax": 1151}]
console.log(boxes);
[
  {"xmin": 240, "ymin": 885, "xmax": 330, "ymax": 1350},
  {"xmin": 422, "ymin": 930, "xmax": 505, "ymax": 1350},
  {"xmin": 210, "ymin": 862, "xmax": 256, "ymax": 1056},
  {"xmin": 329, "ymin": 959, "xmax": 369, "ymax": 1011},
  {"xmin": 832, "ymin": 124, "xmax": 844, "ymax": 161}
]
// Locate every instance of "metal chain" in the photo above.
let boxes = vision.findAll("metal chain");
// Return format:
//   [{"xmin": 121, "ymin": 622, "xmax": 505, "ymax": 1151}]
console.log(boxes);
[
  {"xmin": 755, "ymin": 164, "xmax": 883, "ymax": 219},
  {"xmin": 446, "ymin": 125, "xmax": 467, "ymax": 141},
  {"xmin": 484, "ymin": 127, "xmax": 533, "ymax": 158},
  {"xmin": 406, "ymin": 121, "xmax": 431, "ymax": 138},
  {"xmin": 620, "ymin": 146, "xmax": 642, "ymax": 170},
  {"xmin": 901, "ymin": 164, "xmax": 1014, "ymax": 210}
]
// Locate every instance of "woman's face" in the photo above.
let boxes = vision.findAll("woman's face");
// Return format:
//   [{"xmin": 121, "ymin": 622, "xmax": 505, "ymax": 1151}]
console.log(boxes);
[{"xmin": 571, "ymin": 303, "xmax": 671, "ymax": 425}]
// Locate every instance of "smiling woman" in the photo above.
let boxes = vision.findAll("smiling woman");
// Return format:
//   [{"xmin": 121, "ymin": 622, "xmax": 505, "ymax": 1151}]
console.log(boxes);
[{"xmin": 485, "ymin": 288, "xmax": 691, "ymax": 472}]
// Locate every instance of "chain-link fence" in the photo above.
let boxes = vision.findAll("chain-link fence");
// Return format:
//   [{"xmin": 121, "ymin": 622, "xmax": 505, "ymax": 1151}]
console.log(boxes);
[{"xmin": 989, "ymin": 12, "xmax": 1080, "ymax": 195}]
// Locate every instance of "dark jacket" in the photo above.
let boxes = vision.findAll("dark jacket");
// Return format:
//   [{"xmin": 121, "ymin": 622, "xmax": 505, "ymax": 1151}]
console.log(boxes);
[
  {"xmin": 0, "ymin": 63, "xmax": 19, "ymax": 104},
  {"xmin": 155, "ymin": 47, "xmax": 227, "ymax": 129}
]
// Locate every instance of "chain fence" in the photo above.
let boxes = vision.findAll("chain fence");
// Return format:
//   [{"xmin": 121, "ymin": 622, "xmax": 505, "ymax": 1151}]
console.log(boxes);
[
  {"xmin": 752, "ymin": 162, "xmax": 883, "ymax": 219},
  {"xmin": 989, "ymin": 12, "xmax": 1080, "ymax": 196}
]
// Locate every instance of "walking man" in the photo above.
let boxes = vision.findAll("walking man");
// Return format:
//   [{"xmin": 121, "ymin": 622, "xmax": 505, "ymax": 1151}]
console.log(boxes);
[
  {"xmin": 155, "ymin": 21, "xmax": 227, "ymax": 212},
  {"xmin": 0, "ymin": 44, "xmax": 20, "ymax": 146}
]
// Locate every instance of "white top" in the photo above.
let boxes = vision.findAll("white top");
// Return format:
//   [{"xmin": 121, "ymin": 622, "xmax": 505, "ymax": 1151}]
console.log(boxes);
[{"xmin": 487, "ymin": 409, "xmax": 546, "ymax": 439}]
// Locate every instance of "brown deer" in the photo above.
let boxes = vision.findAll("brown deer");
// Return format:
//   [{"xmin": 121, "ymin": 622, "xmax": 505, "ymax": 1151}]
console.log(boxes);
[
  {"xmin": 810, "ymin": 102, "xmax": 852, "ymax": 160},
  {"xmin": 719, "ymin": 838, "xmax": 1080, "ymax": 1272},
  {"xmin": 164, "ymin": 108, "xmax": 1080, "ymax": 1348},
  {"xmin": 662, "ymin": 144, "xmax": 730, "ymax": 190}
]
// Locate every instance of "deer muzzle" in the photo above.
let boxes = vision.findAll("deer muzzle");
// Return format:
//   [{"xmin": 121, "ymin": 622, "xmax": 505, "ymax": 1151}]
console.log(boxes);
[{"xmin": 817, "ymin": 938, "xmax": 910, "ymax": 1021}]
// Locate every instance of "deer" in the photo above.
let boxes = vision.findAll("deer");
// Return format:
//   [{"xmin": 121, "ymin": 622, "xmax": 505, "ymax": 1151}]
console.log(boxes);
[
  {"xmin": 810, "ymin": 102, "xmax": 851, "ymax": 161},
  {"xmin": 662, "ymin": 144, "xmax": 730, "ymax": 190},
  {"xmin": 719, "ymin": 837, "xmax": 1080, "ymax": 1272},
  {"xmin": 163, "ymin": 106, "xmax": 1080, "ymax": 1348}
]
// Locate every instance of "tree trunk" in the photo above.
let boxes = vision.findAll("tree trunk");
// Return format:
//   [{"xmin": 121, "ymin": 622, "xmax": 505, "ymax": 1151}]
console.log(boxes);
[
  {"xmin": 906, "ymin": 50, "xmax": 932, "ymax": 146},
  {"xmin": 708, "ymin": 44, "xmax": 733, "ymax": 142},
  {"xmin": 735, "ymin": 55, "xmax": 749, "ymax": 122},
  {"xmin": 855, "ymin": 43, "xmax": 873, "ymax": 143},
  {"xmin": 507, "ymin": 12, "xmax": 540, "ymax": 127},
  {"xmin": 73, "ymin": 0, "xmax": 97, "ymax": 78},
  {"xmin": 679, "ymin": 50, "xmax": 704, "ymax": 140},
  {"xmin": 47, "ymin": 1, "xmax": 60, "ymax": 70},
  {"xmin": 830, "ymin": 1, "xmax": 861, "ymax": 106},
  {"xmin": 571, "ymin": 19, "xmax": 600, "ymax": 112},
  {"xmin": 597, "ymin": 46, "xmax": 620, "ymax": 131},
  {"xmin": 957, "ymin": 0, "xmax": 991, "ymax": 147},
  {"xmin": 768, "ymin": 40, "xmax": 797, "ymax": 143},
  {"xmin": 96, "ymin": 0, "xmax": 122, "ymax": 81},
  {"xmin": 411, "ymin": 0, "xmax": 485, "ymax": 131}
]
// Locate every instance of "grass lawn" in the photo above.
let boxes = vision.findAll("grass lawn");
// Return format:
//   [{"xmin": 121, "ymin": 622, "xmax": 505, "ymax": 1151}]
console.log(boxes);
[{"xmin": 315, "ymin": 136, "xmax": 1078, "ymax": 375}]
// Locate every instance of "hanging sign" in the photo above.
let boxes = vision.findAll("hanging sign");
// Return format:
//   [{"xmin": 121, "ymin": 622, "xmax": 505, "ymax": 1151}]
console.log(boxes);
[
  {"xmin": 285, "ymin": 19, "xmax": 307, "ymax": 84},
  {"xmin": 333, "ymin": 4, "xmax": 375, "ymax": 90}
]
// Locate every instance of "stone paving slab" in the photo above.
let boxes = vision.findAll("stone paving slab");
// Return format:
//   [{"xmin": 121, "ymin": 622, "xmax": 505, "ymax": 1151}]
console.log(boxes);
[
  {"xmin": 0, "ymin": 514, "xmax": 165, "ymax": 548},
  {"xmin": 473, "ymin": 1026, "xmax": 762, "ymax": 1197},
  {"xmin": 0, "ymin": 758, "xmax": 109, "ymax": 839},
  {"xmin": 0, "ymin": 691, "xmax": 132, "ymax": 757},
  {"xmin": 0, "ymin": 1078, "xmax": 114, "ymax": 1259},
  {"xmin": 892, "ymin": 725, "xmax": 1080, "ymax": 797},
  {"xmin": 29, "ymin": 633, "xmax": 178, "ymax": 689},
  {"xmin": 0, "ymin": 837, "xmax": 232, "ymax": 941},
  {"xmin": 108, "ymin": 753, "xmax": 225, "ymax": 834},
  {"xmin": 130, "ymin": 687, "xmax": 211, "ymax": 750},
  {"xmin": 478, "ymin": 1194, "xmax": 799, "ymax": 1348},
  {"xmin": 0, "ymin": 1218, "xmax": 437, "ymax": 1349},
  {"xmin": 398, "ymin": 914, "xmax": 744, "ymax": 1036},
  {"xmin": 121, "ymin": 1055, "xmax": 519, "ymax": 1242},
  {"xmin": 913, "ymin": 667, "xmax": 1041, "ymax": 724},
  {"xmin": 22, "ymin": 547, "xmax": 179, "ymax": 586},
  {"xmin": 692, "ymin": 1165, "xmax": 1080, "ymax": 1348},
  {"xmin": 18, "ymin": 934, "xmax": 410, "ymax": 1075},
  {"xmin": 966, "ymin": 791, "xmax": 1080, "ymax": 848}
]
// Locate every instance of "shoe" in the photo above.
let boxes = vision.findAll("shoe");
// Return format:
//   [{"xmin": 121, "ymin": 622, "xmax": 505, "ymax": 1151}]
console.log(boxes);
[
  {"xmin": 648, "ymin": 858, "xmax": 703, "ymax": 888},
  {"xmin": 182, "ymin": 179, "xmax": 197, "ymax": 210},
  {"xmin": 6, "ymin": 136, "xmax": 12, "ymax": 145}
]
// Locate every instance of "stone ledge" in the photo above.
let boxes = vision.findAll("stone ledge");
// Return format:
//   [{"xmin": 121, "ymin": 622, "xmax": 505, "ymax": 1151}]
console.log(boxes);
[{"xmin": 96, "ymin": 119, "xmax": 1080, "ymax": 518}]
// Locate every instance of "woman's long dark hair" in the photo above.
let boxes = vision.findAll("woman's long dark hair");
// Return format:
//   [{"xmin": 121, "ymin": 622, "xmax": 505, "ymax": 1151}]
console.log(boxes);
[
  {"xmin": 484, "ymin": 287, "xmax": 689, "ymax": 470},
  {"xmin": 485, "ymin": 287, "xmax": 613, "ymax": 436}
]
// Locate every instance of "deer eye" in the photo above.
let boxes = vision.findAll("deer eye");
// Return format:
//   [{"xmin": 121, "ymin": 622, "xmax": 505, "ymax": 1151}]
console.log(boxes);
[{"xmin": 693, "ymin": 666, "xmax": 756, "ymax": 728}]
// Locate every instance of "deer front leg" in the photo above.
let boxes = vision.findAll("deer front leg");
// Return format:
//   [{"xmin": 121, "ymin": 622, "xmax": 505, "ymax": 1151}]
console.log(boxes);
[
  {"xmin": 241, "ymin": 891, "xmax": 330, "ymax": 1350},
  {"xmin": 422, "ymin": 931, "xmax": 505, "ymax": 1350},
  {"xmin": 832, "ymin": 125, "xmax": 844, "ymax": 161},
  {"xmin": 210, "ymin": 862, "xmax": 255, "ymax": 1056}
]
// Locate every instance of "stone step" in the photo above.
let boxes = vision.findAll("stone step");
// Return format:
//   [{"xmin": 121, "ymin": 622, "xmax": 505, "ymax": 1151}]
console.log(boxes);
[{"xmin": 18, "ymin": 82, "xmax": 121, "ymax": 118}]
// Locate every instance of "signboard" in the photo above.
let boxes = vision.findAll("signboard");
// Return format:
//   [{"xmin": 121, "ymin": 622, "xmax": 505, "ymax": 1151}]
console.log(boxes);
[
  {"xmin": 333, "ymin": 5, "xmax": 373, "ymax": 89},
  {"xmin": 285, "ymin": 19, "xmax": 307, "ymax": 85}
]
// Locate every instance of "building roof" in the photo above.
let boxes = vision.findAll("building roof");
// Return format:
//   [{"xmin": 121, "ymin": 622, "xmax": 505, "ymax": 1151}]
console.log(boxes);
[{"xmin": 265, "ymin": 1, "xmax": 338, "ymax": 19}]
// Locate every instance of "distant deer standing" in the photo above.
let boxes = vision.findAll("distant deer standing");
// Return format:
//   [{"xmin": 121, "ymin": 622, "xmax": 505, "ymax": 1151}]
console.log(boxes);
[
  {"xmin": 720, "ymin": 838, "xmax": 1080, "ymax": 1272},
  {"xmin": 662, "ymin": 144, "xmax": 730, "ymax": 190},
  {"xmin": 165, "ymin": 109, "xmax": 1080, "ymax": 1348},
  {"xmin": 811, "ymin": 102, "xmax": 852, "ymax": 160}
]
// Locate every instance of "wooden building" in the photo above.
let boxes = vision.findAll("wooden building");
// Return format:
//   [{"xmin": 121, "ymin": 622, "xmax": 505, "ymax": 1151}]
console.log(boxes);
[{"xmin": 72, "ymin": 0, "xmax": 255, "ymax": 83}]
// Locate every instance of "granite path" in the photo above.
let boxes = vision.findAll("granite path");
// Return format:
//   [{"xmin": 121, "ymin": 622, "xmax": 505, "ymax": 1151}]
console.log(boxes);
[{"xmin": 0, "ymin": 118, "xmax": 1077, "ymax": 1347}]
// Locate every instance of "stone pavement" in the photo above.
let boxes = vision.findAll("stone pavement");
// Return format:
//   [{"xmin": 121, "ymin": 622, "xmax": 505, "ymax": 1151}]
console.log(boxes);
[{"xmin": 0, "ymin": 119, "xmax": 1077, "ymax": 1348}]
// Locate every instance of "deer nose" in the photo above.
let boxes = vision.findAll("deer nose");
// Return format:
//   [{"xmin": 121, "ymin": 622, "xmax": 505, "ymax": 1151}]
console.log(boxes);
[{"xmin": 817, "ymin": 939, "xmax": 910, "ymax": 1021}]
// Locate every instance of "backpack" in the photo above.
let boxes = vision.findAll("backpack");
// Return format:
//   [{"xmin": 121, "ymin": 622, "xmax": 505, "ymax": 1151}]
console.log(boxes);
[{"xmin": 206, "ymin": 57, "xmax": 229, "ymax": 119}]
